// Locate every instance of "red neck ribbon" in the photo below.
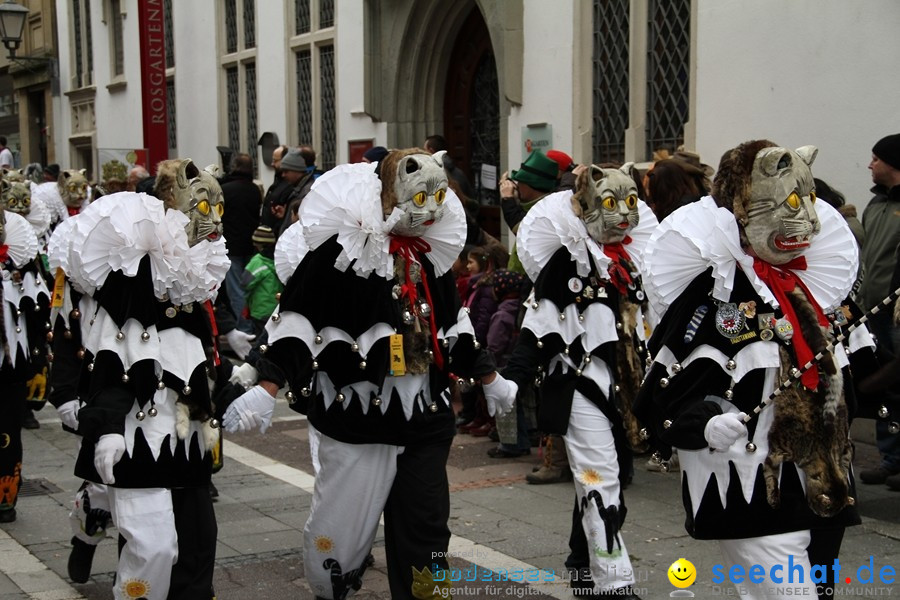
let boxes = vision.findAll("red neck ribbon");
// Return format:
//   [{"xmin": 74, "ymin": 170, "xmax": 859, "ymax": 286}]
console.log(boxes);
[
  {"xmin": 0, "ymin": 245, "xmax": 8, "ymax": 263},
  {"xmin": 389, "ymin": 235, "xmax": 444, "ymax": 369},
  {"xmin": 203, "ymin": 300, "xmax": 221, "ymax": 366},
  {"xmin": 66, "ymin": 206, "xmax": 80, "ymax": 217},
  {"xmin": 752, "ymin": 256, "xmax": 828, "ymax": 389},
  {"xmin": 602, "ymin": 236, "xmax": 633, "ymax": 294}
]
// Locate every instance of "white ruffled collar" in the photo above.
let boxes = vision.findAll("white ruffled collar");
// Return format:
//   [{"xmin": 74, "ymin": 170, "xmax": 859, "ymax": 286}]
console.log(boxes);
[
  {"xmin": 2, "ymin": 211, "xmax": 40, "ymax": 268},
  {"xmin": 516, "ymin": 190, "xmax": 658, "ymax": 282},
  {"xmin": 47, "ymin": 192, "xmax": 229, "ymax": 304},
  {"xmin": 643, "ymin": 195, "xmax": 858, "ymax": 318},
  {"xmin": 275, "ymin": 162, "xmax": 467, "ymax": 281}
]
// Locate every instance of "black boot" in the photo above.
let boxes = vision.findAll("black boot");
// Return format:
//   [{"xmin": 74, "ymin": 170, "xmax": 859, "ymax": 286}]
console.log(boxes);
[{"xmin": 67, "ymin": 537, "xmax": 97, "ymax": 583}]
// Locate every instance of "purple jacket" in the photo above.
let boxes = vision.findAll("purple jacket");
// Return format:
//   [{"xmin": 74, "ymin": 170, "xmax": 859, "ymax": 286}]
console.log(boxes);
[
  {"xmin": 464, "ymin": 273, "xmax": 497, "ymax": 344},
  {"xmin": 487, "ymin": 297, "xmax": 520, "ymax": 367}
]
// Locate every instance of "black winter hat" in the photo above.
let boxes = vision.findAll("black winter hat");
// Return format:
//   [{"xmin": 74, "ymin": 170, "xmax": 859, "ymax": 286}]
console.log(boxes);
[{"xmin": 873, "ymin": 134, "xmax": 900, "ymax": 171}]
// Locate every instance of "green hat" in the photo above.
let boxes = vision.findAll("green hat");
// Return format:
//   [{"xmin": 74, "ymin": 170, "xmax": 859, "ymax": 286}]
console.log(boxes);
[{"xmin": 511, "ymin": 150, "xmax": 558, "ymax": 192}]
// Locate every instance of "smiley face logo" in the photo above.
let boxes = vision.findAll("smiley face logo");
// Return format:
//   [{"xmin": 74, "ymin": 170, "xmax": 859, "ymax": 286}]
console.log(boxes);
[{"xmin": 668, "ymin": 558, "xmax": 696, "ymax": 588}]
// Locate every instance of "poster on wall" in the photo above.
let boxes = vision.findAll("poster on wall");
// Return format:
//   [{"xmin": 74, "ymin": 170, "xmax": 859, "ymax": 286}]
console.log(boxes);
[
  {"xmin": 521, "ymin": 124, "xmax": 552, "ymax": 158},
  {"xmin": 97, "ymin": 148, "xmax": 148, "ymax": 190}
]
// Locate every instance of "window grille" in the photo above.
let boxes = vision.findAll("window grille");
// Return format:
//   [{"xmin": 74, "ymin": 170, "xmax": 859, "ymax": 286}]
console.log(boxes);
[
  {"xmin": 244, "ymin": 0, "xmax": 256, "ymax": 48},
  {"xmin": 164, "ymin": 0, "xmax": 175, "ymax": 68},
  {"xmin": 167, "ymin": 79, "xmax": 177, "ymax": 151},
  {"xmin": 246, "ymin": 62, "xmax": 258, "ymax": 158},
  {"xmin": 225, "ymin": 0, "xmax": 238, "ymax": 54},
  {"xmin": 470, "ymin": 51, "xmax": 500, "ymax": 205},
  {"xmin": 226, "ymin": 66, "xmax": 240, "ymax": 152},
  {"xmin": 295, "ymin": 0, "xmax": 310, "ymax": 34},
  {"xmin": 592, "ymin": 0, "xmax": 629, "ymax": 165},
  {"xmin": 319, "ymin": 45, "xmax": 335, "ymax": 170},
  {"xmin": 319, "ymin": 0, "xmax": 334, "ymax": 28},
  {"xmin": 295, "ymin": 49, "xmax": 312, "ymax": 148},
  {"xmin": 646, "ymin": 0, "xmax": 690, "ymax": 160}
]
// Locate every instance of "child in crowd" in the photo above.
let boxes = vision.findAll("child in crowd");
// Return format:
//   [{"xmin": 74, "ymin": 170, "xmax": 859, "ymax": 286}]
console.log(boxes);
[{"xmin": 242, "ymin": 225, "xmax": 283, "ymax": 336}]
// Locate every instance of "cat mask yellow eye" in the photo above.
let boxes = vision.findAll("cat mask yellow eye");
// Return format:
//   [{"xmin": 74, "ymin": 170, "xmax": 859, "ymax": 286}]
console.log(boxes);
[
  {"xmin": 434, "ymin": 189, "xmax": 446, "ymax": 205},
  {"xmin": 624, "ymin": 195, "xmax": 637, "ymax": 209},
  {"xmin": 786, "ymin": 192, "xmax": 801, "ymax": 209},
  {"xmin": 194, "ymin": 200, "xmax": 223, "ymax": 216},
  {"xmin": 412, "ymin": 191, "xmax": 427, "ymax": 207},
  {"xmin": 601, "ymin": 197, "xmax": 616, "ymax": 210}
]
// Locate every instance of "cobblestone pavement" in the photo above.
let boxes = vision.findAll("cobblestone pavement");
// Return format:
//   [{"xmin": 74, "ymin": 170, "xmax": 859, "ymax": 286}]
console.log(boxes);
[{"xmin": 0, "ymin": 403, "xmax": 897, "ymax": 600}]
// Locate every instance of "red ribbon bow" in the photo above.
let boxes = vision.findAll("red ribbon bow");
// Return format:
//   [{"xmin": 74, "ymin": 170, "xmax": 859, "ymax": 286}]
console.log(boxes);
[
  {"xmin": 0, "ymin": 244, "xmax": 8, "ymax": 263},
  {"xmin": 66, "ymin": 206, "xmax": 81, "ymax": 217},
  {"xmin": 389, "ymin": 235, "xmax": 444, "ymax": 369},
  {"xmin": 602, "ymin": 236, "xmax": 633, "ymax": 294},
  {"xmin": 752, "ymin": 256, "xmax": 828, "ymax": 389}
]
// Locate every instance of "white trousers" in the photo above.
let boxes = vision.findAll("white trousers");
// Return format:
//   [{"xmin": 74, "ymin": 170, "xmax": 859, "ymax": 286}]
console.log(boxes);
[
  {"xmin": 108, "ymin": 487, "xmax": 178, "ymax": 600},
  {"xmin": 563, "ymin": 392, "xmax": 635, "ymax": 591},
  {"xmin": 304, "ymin": 435, "xmax": 402, "ymax": 599},
  {"xmin": 719, "ymin": 530, "xmax": 817, "ymax": 600}
]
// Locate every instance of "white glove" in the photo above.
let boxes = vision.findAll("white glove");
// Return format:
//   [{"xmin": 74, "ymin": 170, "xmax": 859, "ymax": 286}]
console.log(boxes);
[
  {"xmin": 222, "ymin": 385, "xmax": 277, "ymax": 434},
  {"xmin": 57, "ymin": 399, "xmax": 80, "ymax": 430},
  {"xmin": 94, "ymin": 434, "xmax": 126, "ymax": 484},
  {"xmin": 704, "ymin": 412, "xmax": 748, "ymax": 451},
  {"xmin": 483, "ymin": 374, "xmax": 518, "ymax": 418},
  {"xmin": 223, "ymin": 329, "xmax": 256, "ymax": 360},
  {"xmin": 228, "ymin": 362, "xmax": 259, "ymax": 389}
]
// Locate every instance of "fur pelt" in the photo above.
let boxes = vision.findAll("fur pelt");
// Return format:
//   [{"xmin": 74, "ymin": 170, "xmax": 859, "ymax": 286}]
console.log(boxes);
[
  {"xmin": 711, "ymin": 139, "xmax": 777, "ymax": 228},
  {"xmin": 153, "ymin": 159, "xmax": 200, "ymax": 210},
  {"xmin": 377, "ymin": 147, "xmax": 429, "ymax": 217},
  {"xmin": 763, "ymin": 287, "xmax": 852, "ymax": 518},
  {"xmin": 615, "ymin": 299, "xmax": 647, "ymax": 453}
]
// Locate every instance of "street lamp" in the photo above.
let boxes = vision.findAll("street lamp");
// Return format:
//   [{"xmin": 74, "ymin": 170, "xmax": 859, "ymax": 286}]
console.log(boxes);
[{"xmin": 0, "ymin": 0, "xmax": 29, "ymax": 59}]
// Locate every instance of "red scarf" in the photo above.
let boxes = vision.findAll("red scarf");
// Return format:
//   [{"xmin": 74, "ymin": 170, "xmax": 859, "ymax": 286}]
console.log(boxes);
[
  {"xmin": 752, "ymin": 256, "xmax": 828, "ymax": 389},
  {"xmin": 0, "ymin": 244, "xmax": 8, "ymax": 263},
  {"xmin": 388, "ymin": 235, "xmax": 444, "ymax": 369},
  {"xmin": 602, "ymin": 236, "xmax": 633, "ymax": 294},
  {"xmin": 203, "ymin": 300, "xmax": 221, "ymax": 366},
  {"xmin": 67, "ymin": 206, "xmax": 81, "ymax": 217}
]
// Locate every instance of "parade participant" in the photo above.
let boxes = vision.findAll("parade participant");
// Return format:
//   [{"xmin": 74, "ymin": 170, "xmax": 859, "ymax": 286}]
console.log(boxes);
[
  {"xmin": 224, "ymin": 148, "xmax": 517, "ymax": 600},
  {"xmin": 32, "ymin": 168, "xmax": 90, "ymax": 227},
  {"xmin": 49, "ymin": 159, "xmax": 229, "ymax": 599},
  {"xmin": 501, "ymin": 163, "xmax": 656, "ymax": 598},
  {"xmin": 636, "ymin": 141, "xmax": 865, "ymax": 600},
  {"xmin": 0, "ymin": 205, "xmax": 50, "ymax": 522}
]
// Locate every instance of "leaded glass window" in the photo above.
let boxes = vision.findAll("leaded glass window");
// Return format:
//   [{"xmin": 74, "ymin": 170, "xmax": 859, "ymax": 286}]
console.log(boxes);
[
  {"xmin": 295, "ymin": 50, "xmax": 312, "ymax": 148},
  {"xmin": 246, "ymin": 62, "xmax": 258, "ymax": 169},
  {"xmin": 319, "ymin": 46, "xmax": 335, "ymax": 170},
  {"xmin": 320, "ymin": 0, "xmax": 334, "ymax": 29},
  {"xmin": 470, "ymin": 51, "xmax": 500, "ymax": 205},
  {"xmin": 244, "ymin": 0, "xmax": 256, "ymax": 48},
  {"xmin": 164, "ymin": 0, "xmax": 175, "ymax": 68},
  {"xmin": 296, "ymin": 0, "xmax": 310, "ymax": 34},
  {"xmin": 167, "ymin": 79, "xmax": 177, "ymax": 151},
  {"xmin": 646, "ymin": 0, "xmax": 690, "ymax": 159},
  {"xmin": 592, "ymin": 0, "xmax": 629, "ymax": 165},
  {"xmin": 225, "ymin": 0, "xmax": 238, "ymax": 54},
  {"xmin": 110, "ymin": 0, "xmax": 125, "ymax": 76},
  {"xmin": 226, "ymin": 66, "xmax": 240, "ymax": 152}
]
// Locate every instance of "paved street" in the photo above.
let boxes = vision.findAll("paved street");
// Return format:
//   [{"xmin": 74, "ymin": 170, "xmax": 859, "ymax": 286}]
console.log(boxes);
[{"xmin": 1, "ymin": 398, "xmax": 898, "ymax": 600}]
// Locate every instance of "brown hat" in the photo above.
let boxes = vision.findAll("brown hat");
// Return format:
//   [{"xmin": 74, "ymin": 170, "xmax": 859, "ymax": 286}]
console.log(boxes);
[{"xmin": 672, "ymin": 149, "xmax": 714, "ymax": 178}]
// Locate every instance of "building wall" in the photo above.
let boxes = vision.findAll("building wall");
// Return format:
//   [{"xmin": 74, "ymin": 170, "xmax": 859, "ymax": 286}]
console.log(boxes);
[{"xmin": 693, "ymin": 0, "xmax": 900, "ymax": 205}]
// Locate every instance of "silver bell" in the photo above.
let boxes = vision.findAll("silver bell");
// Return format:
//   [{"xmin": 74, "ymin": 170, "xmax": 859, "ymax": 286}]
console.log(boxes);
[
  {"xmin": 662, "ymin": 419, "xmax": 672, "ymax": 429},
  {"xmin": 373, "ymin": 396, "xmax": 382, "ymax": 407},
  {"xmin": 402, "ymin": 310, "xmax": 415, "ymax": 325},
  {"xmin": 672, "ymin": 363, "xmax": 682, "ymax": 373},
  {"xmin": 575, "ymin": 369, "xmax": 582, "ymax": 377},
  {"xmin": 258, "ymin": 344, "xmax": 268, "ymax": 354},
  {"xmin": 473, "ymin": 340, "xmax": 480, "ymax": 350},
  {"xmin": 312, "ymin": 360, "xmax": 319, "ymax": 370},
  {"xmin": 890, "ymin": 422, "xmax": 900, "ymax": 435},
  {"xmin": 335, "ymin": 393, "xmax": 346, "ymax": 403},
  {"xmin": 724, "ymin": 389, "xmax": 734, "ymax": 400},
  {"xmin": 392, "ymin": 284, "xmax": 402, "ymax": 300},
  {"xmin": 147, "ymin": 407, "xmax": 158, "ymax": 417},
  {"xmin": 419, "ymin": 302, "xmax": 432, "ymax": 317},
  {"xmin": 639, "ymin": 428, "xmax": 649, "ymax": 440},
  {"xmin": 429, "ymin": 403, "xmax": 438, "ymax": 413},
  {"xmin": 726, "ymin": 359, "xmax": 736, "ymax": 370},
  {"xmin": 878, "ymin": 405, "xmax": 890, "ymax": 419},
  {"xmin": 745, "ymin": 442, "xmax": 757, "ymax": 453},
  {"xmin": 121, "ymin": 373, "xmax": 130, "ymax": 382},
  {"xmin": 136, "ymin": 410, "xmax": 146, "ymax": 421},
  {"xmin": 182, "ymin": 386, "xmax": 192, "ymax": 395},
  {"xmin": 315, "ymin": 335, "xmax": 323, "ymax": 344},
  {"xmin": 116, "ymin": 331, "xmax": 125, "ymax": 341},
  {"xmin": 559, "ymin": 313, "xmax": 566, "ymax": 321},
  {"xmin": 659, "ymin": 377, "xmax": 670, "ymax": 388},
  {"xmin": 790, "ymin": 368, "xmax": 802, "ymax": 379},
  {"xmin": 536, "ymin": 340, "xmax": 543, "ymax": 349},
  {"xmin": 301, "ymin": 387, "xmax": 311, "ymax": 397},
  {"xmin": 359, "ymin": 361, "xmax": 367, "ymax": 369},
  {"xmin": 286, "ymin": 391, "xmax": 295, "ymax": 402},
  {"xmin": 141, "ymin": 331, "xmax": 151, "ymax": 342},
  {"xmin": 210, "ymin": 419, "xmax": 220, "ymax": 429},
  {"xmin": 271, "ymin": 313, "xmax": 281, "ymax": 322},
  {"xmin": 351, "ymin": 342, "xmax": 359, "ymax": 352},
  {"xmin": 88, "ymin": 362, "xmax": 95, "ymax": 372},
  {"xmin": 157, "ymin": 381, "xmax": 166, "ymax": 390}
]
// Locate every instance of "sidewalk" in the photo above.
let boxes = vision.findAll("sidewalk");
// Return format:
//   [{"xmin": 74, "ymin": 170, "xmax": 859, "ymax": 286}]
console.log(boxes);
[{"xmin": 0, "ymin": 406, "xmax": 897, "ymax": 599}]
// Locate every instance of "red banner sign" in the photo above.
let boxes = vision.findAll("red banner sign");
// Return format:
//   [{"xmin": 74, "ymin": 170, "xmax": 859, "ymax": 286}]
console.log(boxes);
[{"xmin": 137, "ymin": 0, "xmax": 168, "ymax": 173}]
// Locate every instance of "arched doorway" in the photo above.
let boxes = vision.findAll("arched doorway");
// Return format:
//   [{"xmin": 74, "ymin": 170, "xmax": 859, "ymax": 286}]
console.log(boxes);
[{"xmin": 443, "ymin": 7, "xmax": 501, "ymax": 238}]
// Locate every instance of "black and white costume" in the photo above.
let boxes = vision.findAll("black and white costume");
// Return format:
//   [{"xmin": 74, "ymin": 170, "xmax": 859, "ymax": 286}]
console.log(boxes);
[
  {"xmin": 230, "ymin": 159, "xmax": 511, "ymax": 600},
  {"xmin": 636, "ymin": 195, "xmax": 870, "ymax": 599},
  {"xmin": 502, "ymin": 191, "xmax": 657, "ymax": 593},
  {"xmin": 49, "ymin": 192, "xmax": 229, "ymax": 600},
  {"xmin": 0, "ymin": 211, "xmax": 49, "ymax": 521}
]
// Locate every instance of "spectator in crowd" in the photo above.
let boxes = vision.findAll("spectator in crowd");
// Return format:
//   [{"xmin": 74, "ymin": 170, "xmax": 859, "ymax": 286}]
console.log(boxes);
[
  {"xmin": 220, "ymin": 153, "xmax": 262, "ymax": 333},
  {"xmin": 362, "ymin": 146, "xmax": 389, "ymax": 164},
  {"xmin": 858, "ymin": 133, "xmax": 900, "ymax": 488},
  {"xmin": 278, "ymin": 149, "xmax": 315, "ymax": 237},
  {"xmin": 126, "ymin": 166, "xmax": 150, "ymax": 192},
  {"xmin": 242, "ymin": 225, "xmax": 283, "ymax": 336},
  {"xmin": 0, "ymin": 136, "xmax": 13, "ymax": 168},
  {"xmin": 299, "ymin": 144, "xmax": 324, "ymax": 179},
  {"xmin": 261, "ymin": 145, "xmax": 293, "ymax": 230},
  {"xmin": 644, "ymin": 158, "xmax": 711, "ymax": 222},
  {"xmin": 486, "ymin": 269, "xmax": 531, "ymax": 458}
]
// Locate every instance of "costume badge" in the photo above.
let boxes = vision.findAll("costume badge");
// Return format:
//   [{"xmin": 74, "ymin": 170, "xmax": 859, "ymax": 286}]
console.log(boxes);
[
  {"xmin": 52, "ymin": 268, "xmax": 66, "ymax": 308},
  {"xmin": 758, "ymin": 313, "xmax": 776, "ymax": 330},
  {"xmin": 739, "ymin": 301, "xmax": 757, "ymax": 318},
  {"xmin": 568, "ymin": 277, "xmax": 583, "ymax": 293},
  {"xmin": 760, "ymin": 328, "xmax": 774, "ymax": 341},
  {"xmin": 389, "ymin": 334, "xmax": 406, "ymax": 376},
  {"xmin": 635, "ymin": 290, "xmax": 645, "ymax": 301},
  {"xmin": 583, "ymin": 286, "xmax": 595, "ymax": 299},
  {"xmin": 715, "ymin": 302, "xmax": 746, "ymax": 338},
  {"xmin": 830, "ymin": 307, "xmax": 849, "ymax": 327},
  {"xmin": 774, "ymin": 318, "xmax": 794, "ymax": 342}
]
